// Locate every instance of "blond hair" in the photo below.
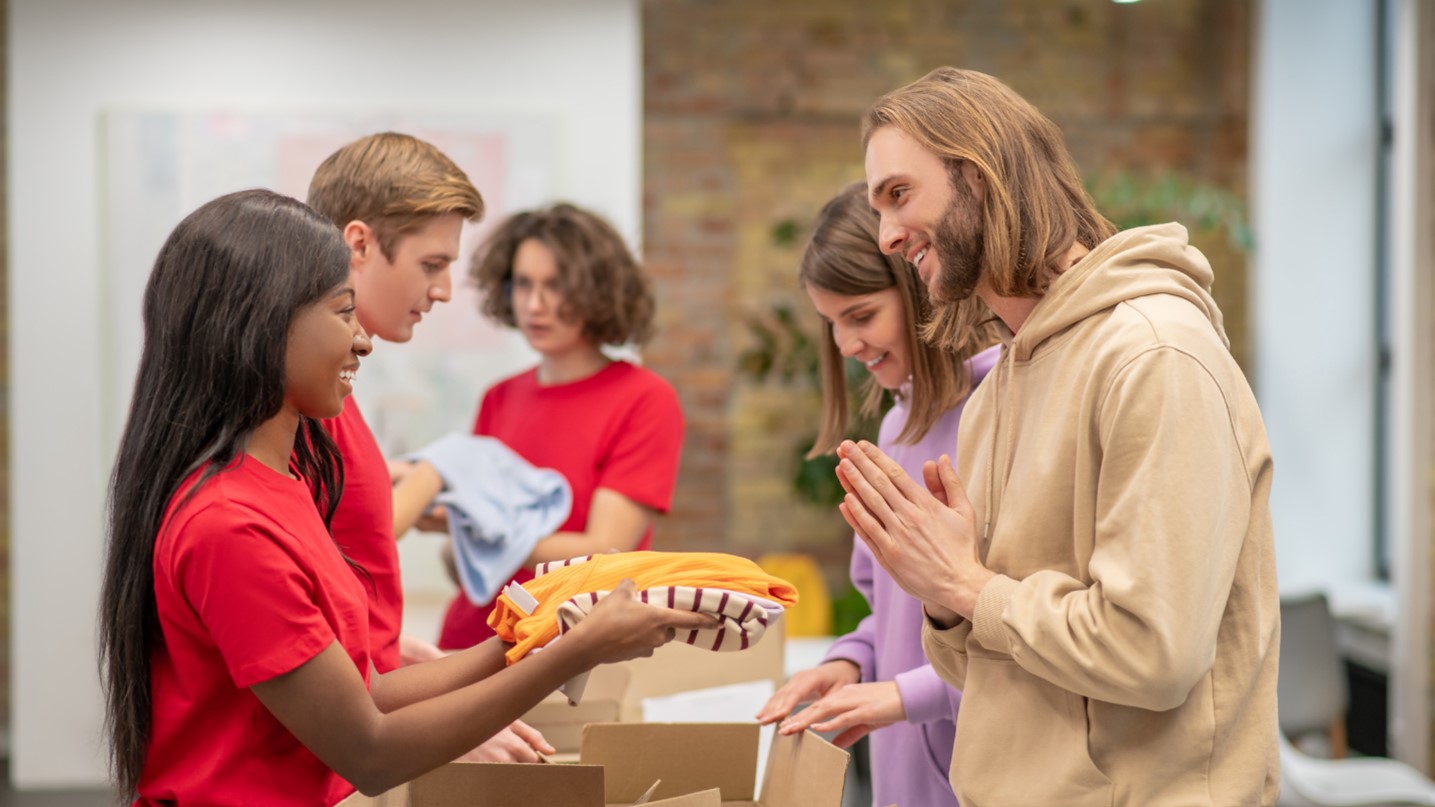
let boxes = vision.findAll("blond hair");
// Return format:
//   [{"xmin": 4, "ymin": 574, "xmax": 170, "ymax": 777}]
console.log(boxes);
[
  {"xmin": 863, "ymin": 68, "xmax": 1116, "ymax": 350},
  {"xmin": 307, "ymin": 132, "xmax": 484, "ymax": 258}
]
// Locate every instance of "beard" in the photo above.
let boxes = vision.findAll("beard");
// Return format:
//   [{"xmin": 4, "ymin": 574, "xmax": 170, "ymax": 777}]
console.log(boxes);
[{"xmin": 928, "ymin": 177, "xmax": 985, "ymax": 305}]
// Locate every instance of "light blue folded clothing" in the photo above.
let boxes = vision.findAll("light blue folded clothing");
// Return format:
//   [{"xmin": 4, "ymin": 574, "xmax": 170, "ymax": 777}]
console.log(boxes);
[{"xmin": 409, "ymin": 433, "xmax": 572, "ymax": 607}]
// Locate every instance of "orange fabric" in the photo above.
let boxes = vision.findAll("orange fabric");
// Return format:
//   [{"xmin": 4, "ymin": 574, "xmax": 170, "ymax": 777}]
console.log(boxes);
[{"xmin": 489, "ymin": 551, "xmax": 799, "ymax": 665}]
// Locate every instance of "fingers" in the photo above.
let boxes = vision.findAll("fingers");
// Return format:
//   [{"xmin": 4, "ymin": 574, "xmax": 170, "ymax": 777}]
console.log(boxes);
[
  {"xmin": 660, "ymin": 608, "xmax": 722, "ymax": 631},
  {"xmin": 922, "ymin": 460, "xmax": 948, "ymax": 506},
  {"xmin": 835, "ymin": 461, "xmax": 856, "ymax": 496},
  {"xmin": 937, "ymin": 454, "xmax": 972, "ymax": 515},
  {"xmin": 756, "ymin": 674, "xmax": 821, "ymax": 724},
  {"xmin": 509, "ymin": 720, "xmax": 555, "ymax": 755},
  {"xmin": 838, "ymin": 458, "xmax": 904, "ymax": 538},
  {"xmin": 844, "ymin": 494, "xmax": 894, "ymax": 556},
  {"xmin": 830, "ymin": 725, "xmax": 874, "ymax": 749},
  {"xmin": 461, "ymin": 729, "xmax": 540, "ymax": 763},
  {"xmin": 837, "ymin": 501, "xmax": 865, "ymax": 541},
  {"xmin": 844, "ymin": 501, "xmax": 896, "ymax": 578},
  {"xmin": 502, "ymin": 738, "xmax": 540, "ymax": 763},
  {"xmin": 779, "ymin": 693, "xmax": 858, "ymax": 735},
  {"xmin": 843, "ymin": 439, "xmax": 929, "ymax": 505},
  {"xmin": 777, "ymin": 704, "xmax": 824, "ymax": 735},
  {"xmin": 756, "ymin": 690, "xmax": 799, "ymax": 725}
]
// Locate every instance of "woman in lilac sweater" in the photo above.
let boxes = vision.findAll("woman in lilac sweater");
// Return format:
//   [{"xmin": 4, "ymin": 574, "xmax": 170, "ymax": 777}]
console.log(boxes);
[{"xmin": 757, "ymin": 182, "xmax": 998, "ymax": 807}]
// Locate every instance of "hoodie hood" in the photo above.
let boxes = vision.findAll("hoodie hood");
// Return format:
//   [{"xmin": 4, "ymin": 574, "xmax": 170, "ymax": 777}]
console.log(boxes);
[{"xmin": 1009, "ymin": 223, "xmax": 1228, "ymax": 362}]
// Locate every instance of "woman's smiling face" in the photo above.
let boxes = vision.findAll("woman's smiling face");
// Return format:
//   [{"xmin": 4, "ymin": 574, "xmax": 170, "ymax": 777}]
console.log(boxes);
[{"xmin": 805, "ymin": 284, "xmax": 910, "ymax": 390}]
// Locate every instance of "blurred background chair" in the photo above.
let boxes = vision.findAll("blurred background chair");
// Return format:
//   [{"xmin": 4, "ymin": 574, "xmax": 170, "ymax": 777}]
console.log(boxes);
[
  {"xmin": 1277, "ymin": 593, "xmax": 1435, "ymax": 806},
  {"xmin": 1280, "ymin": 592, "xmax": 1350, "ymax": 758}
]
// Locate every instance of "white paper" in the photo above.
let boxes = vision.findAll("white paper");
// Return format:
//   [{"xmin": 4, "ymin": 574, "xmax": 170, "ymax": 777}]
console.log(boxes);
[{"xmin": 640, "ymin": 680, "xmax": 777, "ymax": 798}]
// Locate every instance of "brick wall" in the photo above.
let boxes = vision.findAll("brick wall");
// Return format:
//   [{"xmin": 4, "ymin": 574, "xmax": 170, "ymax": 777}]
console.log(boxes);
[{"xmin": 643, "ymin": 0, "xmax": 1252, "ymax": 588}]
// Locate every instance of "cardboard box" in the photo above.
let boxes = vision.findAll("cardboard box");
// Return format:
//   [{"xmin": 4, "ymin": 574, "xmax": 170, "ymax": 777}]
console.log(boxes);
[
  {"xmin": 582, "ymin": 723, "xmax": 848, "ymax": 807},
  {"xmin": 336, "ymin": 761, "xmax": 607, "ymax": 807},
  {"xmin": 523, "ymin": 618, "xmax": 787, "ymax": 754},
  {"xmin": 335, "ymin": 761, "xmax": 699, "ymax": 807},
  {"xmin": 335, "ymin": 722, "xmax": 846, "ymax": 807}
]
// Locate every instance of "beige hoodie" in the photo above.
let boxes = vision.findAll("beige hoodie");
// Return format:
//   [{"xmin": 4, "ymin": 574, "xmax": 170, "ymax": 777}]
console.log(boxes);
[{"xmin": 923, "ymin": 224, "xmax": 1280, "ymax": 806}]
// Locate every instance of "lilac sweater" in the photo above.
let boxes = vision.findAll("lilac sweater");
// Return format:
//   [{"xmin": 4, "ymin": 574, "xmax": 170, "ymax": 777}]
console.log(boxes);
[{"xmin": 823, "ymin": 345, "xmax": 1000, "ymax": 807}]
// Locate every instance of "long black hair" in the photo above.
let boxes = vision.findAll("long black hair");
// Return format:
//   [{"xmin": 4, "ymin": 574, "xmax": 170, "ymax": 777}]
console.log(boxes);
[{"xmin": 99, "ymin": 189, "xmax": 350, "ymax": 798}]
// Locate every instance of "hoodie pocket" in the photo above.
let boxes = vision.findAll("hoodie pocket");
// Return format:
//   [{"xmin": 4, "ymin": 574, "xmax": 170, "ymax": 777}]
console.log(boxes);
[{"xmin": 952, "ymin": 654, "xmax": 1113, "ymax": 806}]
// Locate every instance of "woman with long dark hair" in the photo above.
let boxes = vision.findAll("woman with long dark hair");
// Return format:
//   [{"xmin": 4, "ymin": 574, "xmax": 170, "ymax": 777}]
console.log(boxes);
[{"xmin": 99, "ymin": 189, "xmax": 713, "ymax": 805}]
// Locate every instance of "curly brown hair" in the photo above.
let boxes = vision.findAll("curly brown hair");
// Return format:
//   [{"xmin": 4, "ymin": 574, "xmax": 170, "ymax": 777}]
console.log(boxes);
[{"xmin": 471, "ymin": 203, "xmax": 655, "ymax": 346}]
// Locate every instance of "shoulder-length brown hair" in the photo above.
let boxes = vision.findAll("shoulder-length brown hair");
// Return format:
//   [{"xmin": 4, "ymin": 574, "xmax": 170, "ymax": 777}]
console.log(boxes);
[
  {"xmin": 862, "ymin": 67, "xmax": 1116, "ymax": 351},
  {"xmin": 471, "ymin": 203, "xmax": 655, "ymax": 346},
  {"xmin": 801, "ymin": 182, "xmax": 985, "ymax": 456}
]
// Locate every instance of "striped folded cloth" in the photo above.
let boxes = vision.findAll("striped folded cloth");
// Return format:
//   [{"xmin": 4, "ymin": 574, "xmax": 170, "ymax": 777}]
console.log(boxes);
[{"xmin": 489, "ymin": 551, "xmax": 800, "ymax": 666}]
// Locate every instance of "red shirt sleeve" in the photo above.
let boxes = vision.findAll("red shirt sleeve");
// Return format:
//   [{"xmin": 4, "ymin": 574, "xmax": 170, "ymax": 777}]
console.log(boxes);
[
  {"xmin": 596, "ymin": 376, "xmax": 684, "ymax": 513},
  {"xmin": 173, "ymin": 504, "xmax": 337, "ymax": 689}
]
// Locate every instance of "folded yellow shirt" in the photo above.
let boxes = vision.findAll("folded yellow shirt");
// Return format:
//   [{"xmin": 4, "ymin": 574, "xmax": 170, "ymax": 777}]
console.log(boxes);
[{"xmin": 489, "ymin": 551, "xmax": 800, "ymax": 664}]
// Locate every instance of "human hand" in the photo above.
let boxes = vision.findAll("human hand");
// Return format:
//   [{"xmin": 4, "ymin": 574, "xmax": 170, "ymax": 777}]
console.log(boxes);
[
  {"xmin": 387, "ymin": 459, "xmax": 416, "ymax": 484},
  {"xmin": 398, "ymin": 633, "xmax": 447, "ymax": 667},
  {"xmin": 836, "ymin": 441, "xmax": 993, "ymax": 622},
  {"xmin": 775, "ymin": 681, "xmax": 905, "ymax": 748},
  {"xmin": 754, "ymin": 661, "xmax": 860, "ymax": 725},
  {"xmin": 457, "ymin": 719, "xmax": 555, "ymax": 763},
  {"xmin": 416, "ymin": 504, "xmax": 449, "ymax": 534},
  {"xmin": 569, "ymin": 579, "xmax": 719, "ymax": 666}
]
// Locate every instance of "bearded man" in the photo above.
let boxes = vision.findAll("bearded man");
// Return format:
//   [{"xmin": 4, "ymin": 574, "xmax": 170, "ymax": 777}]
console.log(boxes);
[{"xmin": 837, "ymin": 67, "xmax": 1280, "ymax": 806}]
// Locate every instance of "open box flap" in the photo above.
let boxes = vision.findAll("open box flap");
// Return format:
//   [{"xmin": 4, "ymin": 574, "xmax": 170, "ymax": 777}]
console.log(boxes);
[
  {"xmin": 581, "ymin": 723, "xmax": 758, "ymax": 803},
  {"xmin": 608, "ymin": 787, "xmax": 723, "ymax": 807},
  {"xmin": 755, "ymin": 730, "xmax": 848, "ymax": 807},
  {"xmin": 409, "ymin": 760, "xmax": 605, "ymax": 807}
]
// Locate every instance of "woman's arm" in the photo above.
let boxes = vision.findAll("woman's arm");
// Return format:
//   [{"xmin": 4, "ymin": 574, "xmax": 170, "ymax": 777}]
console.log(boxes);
[
  {"xmin": 368, "ymin": 637, "xmax": 507, "ymax": 713},
  {"xmin": 523, "ymin": 487, "xmax": 654, "ymax": 564},
  {"xmin": 390, "ymin": 461, "xmax": 443, "ymax": 538},
  {"xmin": 252, "ymin": 580, "xmax": 716, "ymax": 796}
]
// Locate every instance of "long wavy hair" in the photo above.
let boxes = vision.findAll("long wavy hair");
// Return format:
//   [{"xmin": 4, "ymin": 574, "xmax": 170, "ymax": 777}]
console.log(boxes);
[
  {"xmin": 98, "ymin": 189, "xmax": 350, "ymax": 799},
  {"xmin": 802, "ymin": 182, "xmax": 987, "ymax": 455},
  {"xmin": 863, "ymin": 67, "xmax": 1117, "ymax": 351}
]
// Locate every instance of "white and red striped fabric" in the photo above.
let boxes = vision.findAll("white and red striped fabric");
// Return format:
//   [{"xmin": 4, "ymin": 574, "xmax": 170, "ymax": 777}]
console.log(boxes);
[
  {"xmin": 535, "ymin": 553, "xmax": 788, "ymax": 653},
  {"xmin": 494, "ymin": 552, "xmax": 798, "ymax": 663}
]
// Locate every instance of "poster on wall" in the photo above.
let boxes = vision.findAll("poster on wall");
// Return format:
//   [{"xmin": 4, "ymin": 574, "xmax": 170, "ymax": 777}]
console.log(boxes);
[{"xmin": 100, "ymin": 110, "xmax": 558, "ymax": 459}]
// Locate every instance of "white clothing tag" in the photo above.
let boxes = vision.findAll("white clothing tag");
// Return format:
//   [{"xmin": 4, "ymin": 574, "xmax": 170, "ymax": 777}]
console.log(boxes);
[{"xmin": 503, "ymin": 581, "xmax": 539, "ymax": 616}]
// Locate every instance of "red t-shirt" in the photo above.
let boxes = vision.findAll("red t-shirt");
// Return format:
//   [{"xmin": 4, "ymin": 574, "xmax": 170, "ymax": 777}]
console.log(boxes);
[
  {"xmin": 436, "ymin": 361, "xmax": 684, "ymax": 649},
  {"xmin": 324, "ymin": 398, "xmax": 402, "ymax": 672},
  {"xmin": 138, "ymin": 456, "xmax": 372, "ymax": 806}
]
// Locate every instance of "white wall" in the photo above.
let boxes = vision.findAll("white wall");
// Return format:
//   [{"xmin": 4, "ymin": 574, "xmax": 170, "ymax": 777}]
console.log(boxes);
[
  {"xmin": 1251, "ymin": 0, "xmax": 1380, "ymax": 591},
  {"xmin": 7, "ymin": 0, "xmax": 641, "ymax": 787}
]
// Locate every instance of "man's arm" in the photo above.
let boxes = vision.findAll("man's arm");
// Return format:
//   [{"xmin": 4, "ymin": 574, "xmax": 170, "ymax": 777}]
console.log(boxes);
[
  {"xmin": 840, "ymin": 348, "xmax": 1250, "ymax": 711},
  {"xmin": 967, "ymin": 348, "xmax": 1250, "ymax": 711}
]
